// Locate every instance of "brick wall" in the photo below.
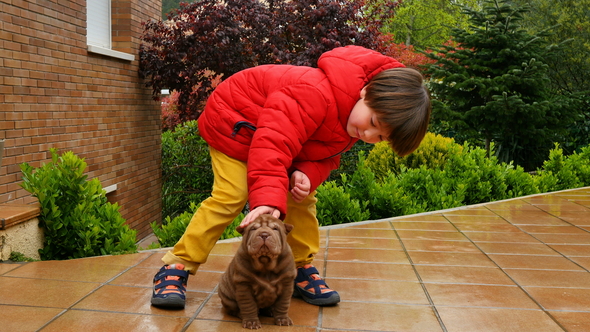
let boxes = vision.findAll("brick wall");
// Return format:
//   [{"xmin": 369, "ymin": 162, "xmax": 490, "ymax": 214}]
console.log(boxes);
[{"xmin": 0, "ymin": 0, "xmax": 163, "ymax": 239}]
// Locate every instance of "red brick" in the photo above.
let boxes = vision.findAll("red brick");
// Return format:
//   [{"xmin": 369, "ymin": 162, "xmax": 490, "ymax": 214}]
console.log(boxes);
[{"xmin": 0, "ymin": 0, "xmax": 163, "ymax": 239}]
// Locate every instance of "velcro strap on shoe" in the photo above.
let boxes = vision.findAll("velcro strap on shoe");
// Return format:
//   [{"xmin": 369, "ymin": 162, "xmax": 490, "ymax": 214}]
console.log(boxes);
[
  {"xmin": 302, "ymin": 265, "xmax": 320, "ymax": 276},
  {"xmin": 154, "ymin": 279, "xmax": 187, "ymax": 292},
  {"xmin": 301, "ymin": 266, "xmax": 328, "ymax": 293},
  {"xmin": 154, "ymin": 268, "xmax": 189, "ymax": 283}
]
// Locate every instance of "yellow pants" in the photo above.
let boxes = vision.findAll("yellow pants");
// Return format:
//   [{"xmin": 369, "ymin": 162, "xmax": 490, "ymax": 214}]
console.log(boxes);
[{"xmin": 162, "ymin": 147, "xmax": 320, "ymax": 274}]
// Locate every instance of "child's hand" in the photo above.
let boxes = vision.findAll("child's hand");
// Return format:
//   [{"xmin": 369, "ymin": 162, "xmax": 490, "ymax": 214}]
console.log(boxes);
[
  {"xmin": 240, "ymin": 205, "xmax": 280, "ymax": 228},
  {"xmin": 290, "ymin": 170, "xmax": 310, "ymax": 203}
]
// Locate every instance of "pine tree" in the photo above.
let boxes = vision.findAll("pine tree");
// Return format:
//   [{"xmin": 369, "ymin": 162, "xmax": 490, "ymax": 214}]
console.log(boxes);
[{"xmin": 425, "ymin": 0, "xmax": 579, "ymax": 170}]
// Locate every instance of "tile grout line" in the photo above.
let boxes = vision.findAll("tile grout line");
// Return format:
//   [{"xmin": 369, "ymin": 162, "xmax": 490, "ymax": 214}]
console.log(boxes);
[
  {"xmin": 34, "ymin": 251, "xmax": 160, "ymax": 332},
  {"xmin": 446, "ymin": 207, "xmax": 569, "ymax": 332},
  {"xmin": 179, "ymin": 284, "xmax": 220, "ymax": 332},
  {"xmin": 316, "ymin": 229, "xmax": 333, "ymax": 332},
  {"xmin": 481, "ymin": 198, "xmax": 590, "ymax": 273},
  {"xmin": 388, "ymin": 221, "xmax": 449, "ymax": 332}
]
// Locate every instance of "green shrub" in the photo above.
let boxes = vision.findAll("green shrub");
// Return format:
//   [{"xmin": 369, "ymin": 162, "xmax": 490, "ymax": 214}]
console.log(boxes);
[
  {"xmin": 162, "ymin": 120, "xmax": 213, "ymax": 219},
  {"xmin": 9, "ymin": 252, "xmax": 38, "ymax": 262},
  {"xmin": 535, "ymin": 144, "xmax": 590, "ymax": 191},
  {"xmin": 316, "ymin": 181, "xmax": 370, "ymax": 226},
  {"xmin": 442, "ymin": 145, "xmax": 512, "ymax": 205},
  {"xmin": 503, "ymin": 164, "xmax": 539, "ymax": 198},
  {"xmin": 151, "ymin": 202, "xmax": 243, "ymax": 247},
  {"xmin": 365, "ymin": 172, "xmax": 425, "ymax": 219},
  {"xmin": 366, "ymin": 132, "xmax": 463, "ymax": 181},
  {"xmin": 20, "ymin": 149, "xmax": 137, "ymax": 260},
  {"xmin": 331, "ymin": 141, "xmax": 561, "ymax": 221},
  {"xmin": 328, "ymin": 141, "xmax": 373, "ymax": 185},
  {"xmin": 396, "ymin": 166, "xmax": 466, "ymax": 212}
]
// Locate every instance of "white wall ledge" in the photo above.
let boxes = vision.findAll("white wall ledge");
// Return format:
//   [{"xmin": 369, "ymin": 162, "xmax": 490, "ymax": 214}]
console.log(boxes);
[{"xmin": 87, "ymin": 45, "xmax": 135, "ymax": 61}]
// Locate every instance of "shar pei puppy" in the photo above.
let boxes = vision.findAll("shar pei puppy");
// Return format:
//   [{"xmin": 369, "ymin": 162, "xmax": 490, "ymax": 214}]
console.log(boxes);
[{"xmin": 218, "ymin": 214, "xmax": 296, "ymax": 329}]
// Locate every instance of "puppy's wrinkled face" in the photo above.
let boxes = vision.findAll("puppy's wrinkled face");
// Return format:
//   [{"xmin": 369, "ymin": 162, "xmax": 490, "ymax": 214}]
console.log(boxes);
[{"xmin": 239, "ymin": 214, "xmax": 293, "ymax": 267}]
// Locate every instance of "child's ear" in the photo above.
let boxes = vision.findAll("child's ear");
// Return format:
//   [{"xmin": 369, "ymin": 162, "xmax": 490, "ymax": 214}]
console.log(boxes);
[{"xmin": 360, "ymin": 86, "xmax": 367, "ymax": 99}]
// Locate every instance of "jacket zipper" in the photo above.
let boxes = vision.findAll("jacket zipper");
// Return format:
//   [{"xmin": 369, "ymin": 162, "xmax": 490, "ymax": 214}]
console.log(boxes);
[
  {"xmin": 323, "ymin": 137, "xmax": 356, "ymax": 160},
  {"xmin": 231, "ymin": 122, "xmax": 354, "ymax": 160},
  {"xmin": 231, "ymin": 121, "xmax": 257, "ymax": 137}
]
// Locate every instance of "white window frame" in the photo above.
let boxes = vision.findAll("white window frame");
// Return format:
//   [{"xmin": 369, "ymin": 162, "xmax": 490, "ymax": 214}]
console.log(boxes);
[{"xmin": 86, "ymin": 0, "xmax": 135, "ymax": 61}]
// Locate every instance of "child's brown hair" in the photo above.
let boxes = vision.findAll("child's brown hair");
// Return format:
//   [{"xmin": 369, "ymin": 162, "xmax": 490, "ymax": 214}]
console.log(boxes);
[{"xmin": 364, "ymin": 67, "xmax": 431, "ymax": 157}]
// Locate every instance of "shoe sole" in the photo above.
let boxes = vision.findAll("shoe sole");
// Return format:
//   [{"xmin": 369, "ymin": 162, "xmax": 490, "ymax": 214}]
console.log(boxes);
[
  {"xmin": 151, "ymin": 294, "xmax": 186, "ymax": 309},
  {"xmin": 293, "ymin": 287, "xmax": 341, "ymax": 306}
]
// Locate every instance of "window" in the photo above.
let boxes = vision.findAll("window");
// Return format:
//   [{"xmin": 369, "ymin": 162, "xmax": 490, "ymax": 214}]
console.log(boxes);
[
  {"xmin": 86, "ymin": 0, "xmax": 135, "ymax": 61},
  {"xmin": 87, "ymin": 0, "xmax": 111, "ymax": 49}
]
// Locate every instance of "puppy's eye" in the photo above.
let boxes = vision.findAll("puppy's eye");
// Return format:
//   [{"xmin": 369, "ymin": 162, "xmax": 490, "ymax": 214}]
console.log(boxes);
[{"xmin": 272, "ymin": 226, "xmax": 280, "ymax": 231}]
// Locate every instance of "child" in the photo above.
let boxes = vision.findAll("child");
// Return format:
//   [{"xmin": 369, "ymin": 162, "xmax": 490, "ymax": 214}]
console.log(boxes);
[{"xmin": 151, "ymin": 45, "xmax": 431, "ymax": 309}]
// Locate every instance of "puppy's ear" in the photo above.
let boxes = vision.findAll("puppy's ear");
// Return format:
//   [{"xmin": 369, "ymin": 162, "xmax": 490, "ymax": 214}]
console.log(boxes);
[
  {"xmin": 283, "ymin": 223, "xmax": 294, "ymax": 235},
  {"xmin": 236, "ymin": 225, "xmax": 246, "ymax": 235}
]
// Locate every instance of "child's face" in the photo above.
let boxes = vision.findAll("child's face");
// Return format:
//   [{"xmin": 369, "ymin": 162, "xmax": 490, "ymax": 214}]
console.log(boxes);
[{"xmin": 346, "ymin": 87, "xmax": 389, "ymax": 144}]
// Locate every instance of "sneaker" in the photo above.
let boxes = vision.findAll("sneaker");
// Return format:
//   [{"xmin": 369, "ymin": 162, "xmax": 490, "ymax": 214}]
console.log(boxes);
[
  {"xmin": 151, "ymin": 264, "xmax": 189, "ymax": 309},
  {"xmin": 293, "ymin": 264, "xmax": 340, "ymax": 306}
]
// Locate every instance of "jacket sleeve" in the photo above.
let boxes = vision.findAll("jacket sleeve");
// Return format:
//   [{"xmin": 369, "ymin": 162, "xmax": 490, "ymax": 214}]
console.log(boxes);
[
  {"xmin": 291, "ymin": 157, "xmax": 340, "ymax": 193},
  {"xmin": 247, "ymin": 84, "xmax": 329, "ymax": 217}
]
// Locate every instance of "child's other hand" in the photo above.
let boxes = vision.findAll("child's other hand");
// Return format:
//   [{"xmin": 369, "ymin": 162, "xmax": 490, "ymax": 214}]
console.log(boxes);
[
  {"xmin": 240, "ymin": 206, "xmax": 280, "ymax": 228},
  {"xmin": 290, "ymin": 170, "xmax": 310, "ymax": 203}
]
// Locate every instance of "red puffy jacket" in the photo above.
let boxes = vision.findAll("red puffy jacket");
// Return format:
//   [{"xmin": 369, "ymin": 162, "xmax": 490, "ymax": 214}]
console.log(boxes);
[{"xmin": 198, "ymin": 45, "xmax": 404, "ymax": 216}]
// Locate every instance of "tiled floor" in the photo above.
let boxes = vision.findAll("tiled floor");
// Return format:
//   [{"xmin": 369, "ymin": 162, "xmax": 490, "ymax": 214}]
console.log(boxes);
[{"xmin": 1, "ymin": 187, "xmax": 590, "ymax": 332}]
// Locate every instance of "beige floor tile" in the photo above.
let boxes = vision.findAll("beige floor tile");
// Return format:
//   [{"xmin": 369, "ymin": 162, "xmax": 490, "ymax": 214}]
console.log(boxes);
[
  {"xmin": 322, "ymin": 302, "xmax": 442, "ymax": 332},
  {"xmin": 0, "ymin": 276, "xmax": 98, "ymax": 307},
  {"xmin": 41, "ymin": 310, "xmax": 188, "ymax": 332},
  {"xmin": 549, "ymin": 244, "xmax": 590, "ymax": 256},
  {"xmin": 425, "ymin": 284, "xmax": 539, "ymax": 308},
  {"xmin": 452, "ymin": 222, "xmax": 523, "ymax": 233},
  {"xmin": 0, "ymin": 305, "xmax": 62, "ymax": 332},
  {"xmin": 402, "ymin": 239, "xmax": 481, "ymax": 253},
  {"xmin": 393, "ymin": 214, "xmax": 447, "ymax": 222},
  {"xmin": 328, "ymin": 279, "xmax": 430, "ymax": 304},
  {"xmin": 326, "ymin": 247, "xmax": 409, "ymax": 263},
  {"xmin": 346, "ymin": 220, "xmax": 396, "ymax": 229},
  {"xmin": 73, "ymin": 284, "xmax": 208, "ymax": 317},
  {"xmin": 396, "ymin": 230, "xmax": 468, "ymax": 241},
  {"xmin": 328, "ymin": 227, "xmax": 398, "ymax": 238},
  {"xmin": 488, "ymin": 254, "xmax": 585, "ymax": 270},
  {"xmin": 518, "ymin": 225, "xmax": 589, "ymax": 234},
  {"xmin": 505, "ymin": 269, "xmax": 590, "ymax": 287},
  {"xmin": 464, "ymin": 231, "xmax": 540, "ymax": 243},
  {"xmin": 326, "ymin": 261, "xmax": 418, "ymax": 281},
  {"xmin": 569, "ymin": 256, "xmax": 590, "ymax": 270},
  {"xmin": 444, "ymin": 208, "xmax": 497, "ymax": 216},
  {"xmin": 549, "ymin": 311, "xmax": 590, "ymax": 332},
  {"xmin": 494, "ymin": 210, "xmax": 569, "ymax": 225},
  {"xmin": 525, "ymin": 287, "xmax": 590, "ymax": 311},
  {"xmin": 437, "ymin": 307, "xmax": 564, "ymax": 332},
  {"xmin": 535, "ymin": 233, "xmax": 590, "ymax": 244},
  {"xmin": 408, "ymin": 251, "xmax": 497, "ymax": 267},
  {"xmin": 0, "ymin": 262, "xmax": 21, "ymax": 275},
  {"xmin": 476, "ymin": 242, "xmax": 559, "ymax": 255},
  {"xmin": 391, "ymin": 221, "xmax": 458, "ymax": 231},
  {"xmin": 327, "ymin": 236, "xmax": 403, "ymax": 250},
  {"xmin": 415, "ymin": 266, "xmax": 516, "ymax": 285},
  {"xmin": 4, "ymin": 259, "xmax": 128, "ymax": 283}
]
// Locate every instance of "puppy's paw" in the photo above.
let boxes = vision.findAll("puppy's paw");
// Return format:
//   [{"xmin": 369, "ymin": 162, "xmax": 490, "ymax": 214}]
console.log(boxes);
[
  {"xmin": 242, "ymin": 318, "xmax": 262, "ymax": 329},
  {"xmin": 274, "ymin": 316, "xmax": 293, "ymax": 326}
]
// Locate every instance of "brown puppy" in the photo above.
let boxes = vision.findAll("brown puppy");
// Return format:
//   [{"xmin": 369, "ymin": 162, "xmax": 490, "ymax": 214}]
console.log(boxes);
[{"xmin": 218, "ymin": 214, "xmax": 296, "ymax": 329}]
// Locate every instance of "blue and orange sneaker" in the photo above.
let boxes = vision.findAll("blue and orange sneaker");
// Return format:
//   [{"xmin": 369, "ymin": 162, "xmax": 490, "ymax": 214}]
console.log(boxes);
[
  {"xmin": 151, "ymin": 264, "xmax": 189, "ymax": 309},
  {"xmin": 293, "ymin": 264, "xmax": 340, "ymax": 306}
]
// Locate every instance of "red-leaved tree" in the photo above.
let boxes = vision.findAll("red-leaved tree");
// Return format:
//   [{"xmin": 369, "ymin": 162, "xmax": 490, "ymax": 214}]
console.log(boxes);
[
  {"xmin": 382, "ymin": 36, "xmax": 437, "ymax": 72},
  {"xmin": 140, "ymin": 0, "xmax": 399, "ymax": 124}
]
